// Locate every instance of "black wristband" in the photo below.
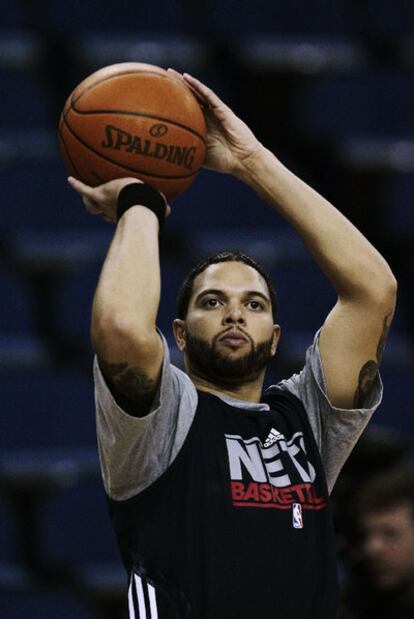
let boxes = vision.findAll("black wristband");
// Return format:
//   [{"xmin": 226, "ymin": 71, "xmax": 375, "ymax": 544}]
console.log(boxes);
[{"xmin": 117, "ymin": 182, "xmax": 167, "ymax": 228}]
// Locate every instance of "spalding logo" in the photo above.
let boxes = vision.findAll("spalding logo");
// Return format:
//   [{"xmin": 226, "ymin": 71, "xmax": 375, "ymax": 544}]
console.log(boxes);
[
  {"xmin": 149, "ymin": 123, "xmax": 168, "ymax": 138},
  {"xmin": 101, "ymin": 124, "xmax": 196, "ymax": 170}
]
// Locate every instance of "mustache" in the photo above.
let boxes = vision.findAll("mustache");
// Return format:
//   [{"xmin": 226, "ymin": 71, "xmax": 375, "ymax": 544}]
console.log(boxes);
[{"xmin": 215, "ymin": 327, "xmax": 252, "ymax": 343}]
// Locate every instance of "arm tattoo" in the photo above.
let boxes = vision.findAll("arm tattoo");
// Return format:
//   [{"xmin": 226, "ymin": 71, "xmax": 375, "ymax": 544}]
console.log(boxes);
[
  {"xmin": 376, "ymin": 313, "xmax": 392, "ymax": 363},
  {"xmin": 353, "ymin": 312, "xmax": 392, "ymax": 408},
  {"xmin": 353, "ymin": 360, "xmax": 379, "ymax": 408},
  {"xmin": 98, "ymin": 358, "xmax": 156, "ymax": 415}
]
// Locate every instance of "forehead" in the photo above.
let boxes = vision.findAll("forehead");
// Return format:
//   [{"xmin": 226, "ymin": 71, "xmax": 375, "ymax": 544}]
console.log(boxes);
[
  {"xmin": 192, "ymin": 261, "xmax": 269, "ymax": 297},
  {"xmin": 362, "ymin": 504, "xmax": 414, "ymax": 531}
]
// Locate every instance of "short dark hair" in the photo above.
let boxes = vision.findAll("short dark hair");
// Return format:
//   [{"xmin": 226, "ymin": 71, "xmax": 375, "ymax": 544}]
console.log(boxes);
[
  {"xmin": 355, "ymin": 468, "xmax": 414, "ymax": 523},
  {"xmin": 176, "ymin": 250, "xmax": 278, "ymax": 320}
]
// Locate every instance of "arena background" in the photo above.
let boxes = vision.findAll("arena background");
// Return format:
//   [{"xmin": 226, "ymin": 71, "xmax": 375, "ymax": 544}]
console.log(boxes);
[{"xmin": 1, "ymin": 1, "xmax": 413, "ymax": 616}]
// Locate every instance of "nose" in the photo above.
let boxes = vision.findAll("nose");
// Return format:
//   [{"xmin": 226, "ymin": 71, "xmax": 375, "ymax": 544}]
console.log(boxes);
[
  {"xmin": 223, "ymin": 303, "xmax": 246, "ymax": 326},
  {"xmin": 363, "ymin": 534, "xmax": 386, "ymax": 559}
]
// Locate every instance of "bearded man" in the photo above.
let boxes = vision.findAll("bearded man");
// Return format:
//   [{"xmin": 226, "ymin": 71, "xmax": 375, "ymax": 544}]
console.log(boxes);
[{"xmin": 69, "ymin": 72, "xmax": 396, "ymax": 619}]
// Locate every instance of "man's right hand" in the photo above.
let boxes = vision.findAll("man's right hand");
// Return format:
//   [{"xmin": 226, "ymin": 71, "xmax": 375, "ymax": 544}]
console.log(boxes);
[{"xmin": 167, "ymin": 69, "xmax": 262, "ymax": 179}]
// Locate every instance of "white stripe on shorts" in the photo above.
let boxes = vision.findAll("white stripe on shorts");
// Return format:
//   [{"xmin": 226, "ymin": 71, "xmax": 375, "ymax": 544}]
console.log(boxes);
[
  {"xmin": 128, "ymin": 572, "xmax": 159, "ymax": 618},
  {"xmin": 135, "ymin": 574, "xmax": 147, "ymax": 618},
  {"xmin": 148, "ymin": 582, "xmax": 158, "ymax": 619},
  {"xmin": 128, "ymin": 574, "xmax": 136, "ymax": 619}
]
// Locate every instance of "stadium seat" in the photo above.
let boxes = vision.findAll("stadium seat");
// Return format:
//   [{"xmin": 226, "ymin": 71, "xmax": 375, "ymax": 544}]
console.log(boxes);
[
  {"xmin": 0, "ymin": 270, "xmax": 33, "ymax": 336},
  {"xmin": 171, "ymin": 169, "xmax": 291, "ymax": 232},
  {"xmin": 40, "ymin": 480, "xmax": 120, "ymax": 566},
  {"xmin": 296, "ymin": 71, "xmax": 414, "ymax": 141},
  {"xmin": 386, "ymin": 174, "xmax": 414, "ymax": 237},
  {"xmin": 375, "ymin": 367, "xmax": 413, "ymax": 438},
  {"xmin": 0, "ymin": 70, "xmax": 53, "ymax": 129},
  {"xmin": 362, "ymin": 0, "xmax": 414, "ymax": 36},
  {"xmin": 0, "ymin": 155, "xmax": 109, "ymax": 231},
  {"xmin": 0, "ymin": 498, "xmax": 17, "ymax": 563},
  {"xmin": 47, "ymin": 0, "xmax": 193, "ymax": 34},
  {"xmin": 211, "ymin": 0, "xmax": 351, "ymax": 36},
  {"xmin": 0, "ymin": 371, "xmax": 96, "ymax": 450},
  {"xmin": 0, "ymin": 588, "xmax": 94, "ymax": 619}
]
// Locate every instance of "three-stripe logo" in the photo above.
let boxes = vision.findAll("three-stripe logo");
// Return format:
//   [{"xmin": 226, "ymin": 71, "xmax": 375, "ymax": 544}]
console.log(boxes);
[{"xmin": 128, "ymin": 572, "xmax": 159, "ymax": 619}]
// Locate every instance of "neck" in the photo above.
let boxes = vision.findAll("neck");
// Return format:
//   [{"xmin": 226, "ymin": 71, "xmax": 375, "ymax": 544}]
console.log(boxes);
[{"xmin": 188, "ymin": 370, "xmax": 265, "ymax": 403}]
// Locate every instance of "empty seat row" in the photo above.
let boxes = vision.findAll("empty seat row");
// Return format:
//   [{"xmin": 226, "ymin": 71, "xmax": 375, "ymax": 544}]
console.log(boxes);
[{"xmin": 3, "ymin": 1, "xmax": 414, "ymax": 35}]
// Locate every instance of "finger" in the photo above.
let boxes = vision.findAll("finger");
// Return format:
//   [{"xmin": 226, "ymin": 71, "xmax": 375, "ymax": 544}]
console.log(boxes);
[
  {"xmin": 67, "ymin": 176, "xmax": 96, "ymax": 200},
  {"xmin": 83, "ymin": 196, "xmax": 101, "ymax": 214},
  {"xmin": 167, "ymin": 67, "xmax": 183, "ymax": 81},
  {"xmin": 182, "ymin": 74, "xmax": 230, "ymax": 119},
  {"xmin": 182, "ymin": 74, "xmax": 220, "ymax": 105},
  {"xmin": 167, "ymin": 68, "xmax": 207, "ymax": 109}
]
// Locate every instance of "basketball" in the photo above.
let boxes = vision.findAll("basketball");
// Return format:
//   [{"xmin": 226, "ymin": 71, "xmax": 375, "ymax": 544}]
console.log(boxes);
[{"xmin": 58, "ymin": 63, "xmax": 207, "ymax": 200}]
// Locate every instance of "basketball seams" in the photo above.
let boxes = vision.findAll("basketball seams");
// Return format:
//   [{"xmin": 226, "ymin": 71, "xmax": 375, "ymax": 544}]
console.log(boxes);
[
  {"xmin": 72, "ymin": 69, "xmax": 199, "ymax": 106},
  {"xmin": 59, "ymin": 128, "xmax": 83, "ymax": 179},
  {"xmin": 70, "ymin": 70, "xmax": 206, "ymax": 144},
  {"xmin": 61, "ymin": 113, "xmax": 199, "ymax": 181},
  {"xmin": 70, "ymin": 69, "xmax": 169, "ymax": 106},
  {"xmin": 69, "ymin": 104, "xmax": 207, "ymax": 145}
]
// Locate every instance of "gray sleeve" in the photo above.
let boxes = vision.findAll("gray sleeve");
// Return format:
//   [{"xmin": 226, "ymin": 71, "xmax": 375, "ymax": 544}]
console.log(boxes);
[
  {"xmin": 277, "ymin": 329, "xmax": 383, "ymax": 493},
  {"xmin": 94, "ymin": 333, "xmax": 197, "ymax": 500}
]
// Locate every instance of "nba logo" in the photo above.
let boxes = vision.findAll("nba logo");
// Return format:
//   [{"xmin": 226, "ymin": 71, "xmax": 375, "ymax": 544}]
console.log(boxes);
[{"xmin": 292, "ymin": 503, "xmax": 303, "ymax": 529}]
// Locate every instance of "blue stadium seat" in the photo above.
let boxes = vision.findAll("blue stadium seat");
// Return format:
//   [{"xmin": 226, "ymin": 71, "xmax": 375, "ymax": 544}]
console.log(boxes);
[
  {"xmin": 0, "ymin": 4, "xmax": 27, "ymax": 28},
  {"xmin": 0, "ymin": 156, "xmax": 109, "ymax": 231},
  {"xmin": 375, "ymin": 368, "xmax": 414, "ymax": 440},
  {"xmin": 59, "ymin": 266, "xmax": 103, "ymax": 343},
  {"xmin": 386, "ymin": 174, "xmax": 414, "ymax": 237},
  {"xmin": 0, "ymin": 499, "xmax": 17, "ymax": 563},
  {"xmin": 0, "ymin": 270, "xmax": 32, "ymax": 336},
  {"xmin": 296, "ymin": 71, "xmax": 414, "ymax": 141},
  {"xmin": 271, "ymin": 258, "xmax": 335, "ymax": 333},
  {"xmin": 0, "ymin": 589, "xmax": 93, "ymax": 619},
  {"xmin": 40, "ymin": 480, "xmax": 120, "ymax": 565},
  {"xmin": 211, "ymin": 0, "xmax": 351, "ymax": 36},
  {"xmin": 0, "ymin": 371, "xmax": 96, "ymax": 450},
  {"xmin": 47, "ymin": 0, "xmax": 193, "ymax": 34},
  {"xmin": 0, "ymin": 70, "xmax": 53, "ymax": 129},
  {"xmin": 363, "ymin": 0, "xmax": 414, "ymax": 36},
  {"xmin": 170, "ymin": 169, "xmax": 291, "ymax": 232}
]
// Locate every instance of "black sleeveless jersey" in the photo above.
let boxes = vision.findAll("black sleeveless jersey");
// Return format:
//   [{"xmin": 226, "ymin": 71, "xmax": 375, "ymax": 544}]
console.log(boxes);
[{"xmin": 108, "ymin": 388, "xmax": 338, "ymax": 618}]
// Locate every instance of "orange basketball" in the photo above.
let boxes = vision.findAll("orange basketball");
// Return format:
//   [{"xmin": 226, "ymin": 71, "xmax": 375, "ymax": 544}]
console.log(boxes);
[{"xmin": 58, "ymin": 62, "xmax": 207, "ymax": 200}]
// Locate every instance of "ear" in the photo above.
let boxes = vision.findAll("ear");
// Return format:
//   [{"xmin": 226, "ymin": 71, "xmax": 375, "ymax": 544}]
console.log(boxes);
[
  {"xmin": 173, "ymin": 319, "xmax": 186, "ymax": 352},
  {"xmin": 271, "ymin": 324, "xmax": 281, "ymax": 357}
]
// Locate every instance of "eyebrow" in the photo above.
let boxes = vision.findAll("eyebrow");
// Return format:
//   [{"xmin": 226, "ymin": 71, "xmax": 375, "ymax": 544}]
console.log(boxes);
[{"xmin": 195, "ymin": 288, "xmax": 271, "ymax": 304}]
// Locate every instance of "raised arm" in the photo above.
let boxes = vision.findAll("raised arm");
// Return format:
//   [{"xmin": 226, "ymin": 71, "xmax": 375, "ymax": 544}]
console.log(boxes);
[
  {"xmin": 68, "ymin": 177, "xmax": 165, "ymax": 415},
  {"xmin": 177, "ymin": 72, "xmax": 397, "ymax": 409},
  {"xmin": 235, "ymin": 146, "xmax": 396, "ymax": 408}
]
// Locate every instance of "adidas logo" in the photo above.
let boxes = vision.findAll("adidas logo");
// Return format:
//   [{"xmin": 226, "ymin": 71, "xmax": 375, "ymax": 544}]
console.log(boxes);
[{"xmin": 263, "ymin": 428, "xmax": 285, "ymax": 448}]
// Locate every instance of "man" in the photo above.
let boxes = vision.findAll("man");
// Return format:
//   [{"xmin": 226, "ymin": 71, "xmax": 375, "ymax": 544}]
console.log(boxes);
[
  {"xmin": 69, "ymin": 72, "xmax": 397, "ymax": 618},
  {"xmin": 340, "ymin": 468, "xmax": 414, "ymax": 619}
]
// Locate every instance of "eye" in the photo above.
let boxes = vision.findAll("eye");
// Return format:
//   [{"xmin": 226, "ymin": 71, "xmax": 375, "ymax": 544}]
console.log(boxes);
[
  {"xmin": 204, "ymin": 298, "xmax": 221, "ymax": 308},
  {"xmin": 247, "ymin": 300, "xmax": 263, "ymax": 310}
]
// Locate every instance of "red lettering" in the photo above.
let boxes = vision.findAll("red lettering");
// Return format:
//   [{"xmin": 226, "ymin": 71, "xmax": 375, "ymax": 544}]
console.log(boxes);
[
  {"xmin": 231, "ymin": 481, "xmax": 245, "ymax": 501},
  {"xmin": 244, "ymin": 482, "xmax": 260, "ymax": 502},
  {"xmin": 279, "ymin": 487, "xmax": 294, "ymax": 503},
  {"xmin": 259, "ymin": 483, "xmax": 273, "ymax": 502},
  {"xmin": 291, "ymin": 483, "xmax": 307, "ymax": 502},
  {"xmin": 231, "ymin": 480, "xmax": 327, "ymax": 509}
]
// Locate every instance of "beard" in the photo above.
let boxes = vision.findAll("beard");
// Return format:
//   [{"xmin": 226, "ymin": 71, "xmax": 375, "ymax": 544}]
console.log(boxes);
[{"xmin": 184, "ymin": 328, "xmax": 274, "ymax": 387}]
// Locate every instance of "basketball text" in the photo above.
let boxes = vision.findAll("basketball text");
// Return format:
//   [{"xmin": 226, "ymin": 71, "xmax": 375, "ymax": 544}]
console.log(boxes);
[{"xmin": 101, "ymin": 124, "xmax": 197, "ymax": 171}]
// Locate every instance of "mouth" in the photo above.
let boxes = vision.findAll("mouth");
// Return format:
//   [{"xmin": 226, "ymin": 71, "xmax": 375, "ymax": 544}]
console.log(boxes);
[{"xmin": 218, "ymin": 329, "xmax": 249, "ymax": 348}]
